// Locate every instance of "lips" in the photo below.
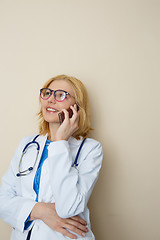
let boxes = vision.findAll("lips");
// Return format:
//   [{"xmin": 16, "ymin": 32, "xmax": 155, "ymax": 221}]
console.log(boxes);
[{"xmin": 46, "ymin": 107, "xmax": 59, "ymax": 112}]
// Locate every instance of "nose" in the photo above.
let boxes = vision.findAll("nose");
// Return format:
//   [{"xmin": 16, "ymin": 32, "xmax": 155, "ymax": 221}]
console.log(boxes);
[{"xmin": 48, "ymin": 92, "xmax": 56, "ymax": 103}]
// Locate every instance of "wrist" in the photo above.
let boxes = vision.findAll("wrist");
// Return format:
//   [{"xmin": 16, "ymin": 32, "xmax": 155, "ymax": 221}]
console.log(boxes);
[
  {"xmin": 54, "ymin": 134, "xmax": 69, "ymax": 141},
  {"xmin": 55, "ymin": 137, "xmax": 69, "ymax": 141},
  {"xmin": 49, "ymin": 134, "xmax": 68, "ymax": 142},
  {"xmin": 29, "ymin": 202, "xmax": 45, "ymax": 221}
]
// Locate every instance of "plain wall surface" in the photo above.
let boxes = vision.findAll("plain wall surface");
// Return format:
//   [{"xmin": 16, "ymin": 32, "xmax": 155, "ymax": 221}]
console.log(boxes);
[{"xmin": 0, "ymin": 0, "xmax": 160, "ymax": 239}]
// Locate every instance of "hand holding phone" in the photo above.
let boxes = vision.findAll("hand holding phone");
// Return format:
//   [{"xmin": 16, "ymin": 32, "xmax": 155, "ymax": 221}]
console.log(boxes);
[{"xmin": 58, "ymin": 104, "xmax": 79, "ymax": 124}]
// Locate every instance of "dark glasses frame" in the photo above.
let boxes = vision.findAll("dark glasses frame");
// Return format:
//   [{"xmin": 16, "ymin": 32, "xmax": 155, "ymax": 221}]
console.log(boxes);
[{"xmin": 40, "ymin": 88, "xmax": 74, "ymax": 102}]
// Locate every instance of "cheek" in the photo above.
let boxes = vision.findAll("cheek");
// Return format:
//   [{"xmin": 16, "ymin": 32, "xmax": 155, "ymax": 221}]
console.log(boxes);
[
  {"xmin": 60, "ymin": 99, "xmax": 76, "ymax": 109},
  {"xmin": 41, "ymin": 100, "xmax": 46, "ymax": 109},
  {"xmin": 41, "ymin": 103, "xmax": 46, "ymax": 115},
  {"xmin": 57, "ymin": 102, "xmax": 68, "ymax": 110}
]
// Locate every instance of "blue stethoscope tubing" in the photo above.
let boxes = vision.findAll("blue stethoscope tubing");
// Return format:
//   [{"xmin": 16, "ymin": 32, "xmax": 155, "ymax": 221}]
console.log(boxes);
[{"xmin": 17, "ymin": 135, "xmax": 86, "ymax": 177}]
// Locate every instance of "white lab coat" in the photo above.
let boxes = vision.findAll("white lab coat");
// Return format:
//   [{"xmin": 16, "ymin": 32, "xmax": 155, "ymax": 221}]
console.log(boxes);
[{"xmin": 0, "ymin": 134, "xmax": 103, "ymax": 240}]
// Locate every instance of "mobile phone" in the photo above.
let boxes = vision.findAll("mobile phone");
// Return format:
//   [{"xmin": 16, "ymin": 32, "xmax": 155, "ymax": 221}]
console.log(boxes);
[{"xmin": 58, "ymin": 105, "xmax": 79, "ymax": 124}]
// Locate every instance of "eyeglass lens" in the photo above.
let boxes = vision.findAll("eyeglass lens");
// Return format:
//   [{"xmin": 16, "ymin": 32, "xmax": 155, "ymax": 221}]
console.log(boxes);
[{"xmin": 40, "ymin": 88, "xmax": 67, "ymax": 101}]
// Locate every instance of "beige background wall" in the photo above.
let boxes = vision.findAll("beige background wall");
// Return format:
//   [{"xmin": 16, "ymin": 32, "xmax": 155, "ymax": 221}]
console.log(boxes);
[{"xmin": 0, "ymin": 0, "xmax": 160, "ymax": 239}]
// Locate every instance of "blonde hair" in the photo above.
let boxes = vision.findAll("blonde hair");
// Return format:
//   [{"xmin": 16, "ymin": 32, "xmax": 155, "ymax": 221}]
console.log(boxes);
[{"xmin": 38, "ymin": 74, "xmax": 93, "ymax": 140}]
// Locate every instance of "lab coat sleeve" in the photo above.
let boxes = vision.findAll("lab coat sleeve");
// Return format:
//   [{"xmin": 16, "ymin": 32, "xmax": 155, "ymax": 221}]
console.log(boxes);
[
  {"xmin": 47, "ymin": 139, "xmax": 103, "ymax": 218},
  {"xmin": 0, "ymin": 137, "xmax": 36, "ymax": 232}
]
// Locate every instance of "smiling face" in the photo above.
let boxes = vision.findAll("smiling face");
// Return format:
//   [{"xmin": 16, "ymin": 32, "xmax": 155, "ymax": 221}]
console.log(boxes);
[{"xmin": 41, "ymin": 79, "xmax": 76, "ymax": 124}]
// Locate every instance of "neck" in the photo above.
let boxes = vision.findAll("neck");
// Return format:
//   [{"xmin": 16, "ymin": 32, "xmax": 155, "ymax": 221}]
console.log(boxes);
[{"xmin": 48, "ymin": 122, "xmax": 60, "ymax": 141}]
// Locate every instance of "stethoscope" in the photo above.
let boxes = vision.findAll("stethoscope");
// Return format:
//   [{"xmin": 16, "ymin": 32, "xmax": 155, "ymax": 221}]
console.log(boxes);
[
  {"xmin": 16, "ymin": 135, "xmax": 40, "ymax": 177},
  {"xmin": 16, "ymin": 135, "xmax": 86, "ymax": 177}
]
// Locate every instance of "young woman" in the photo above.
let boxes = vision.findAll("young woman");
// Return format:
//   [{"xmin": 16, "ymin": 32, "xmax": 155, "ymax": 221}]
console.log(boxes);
[{"xmin": 0, "ymin": 75, "xmax": 103, "ymax": 240}]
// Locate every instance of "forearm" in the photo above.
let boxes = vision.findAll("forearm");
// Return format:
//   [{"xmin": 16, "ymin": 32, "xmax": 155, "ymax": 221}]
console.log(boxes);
[
  {"xmin": 0, "ymin": 192, "xmax": 36, "ymax": 232},
  {"xmin": 29, "ymin": 202, "xmax": 88, "ymax": 239},
  {"xmin": 47, "ymin": 140, "xmax": 103, "ymax": 218}
]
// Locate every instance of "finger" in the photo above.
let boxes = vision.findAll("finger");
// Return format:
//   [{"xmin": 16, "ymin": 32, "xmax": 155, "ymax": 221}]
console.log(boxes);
[
  {"xmin": 58, "ymin": 228, "xmax": 77, "ymax": 239},
  {"xmin": 70, "ymin": 106, "xmax": 79, "ymax": 121},
  {"xmin": 74, "ymin": 104, "xmax": 79, "ymax": 111},
  {"xmin": 63, "ymin": 222, "xmax": 88, "ymax": 237},
  {"xmin": 70, "ymin": 216, "xmax": 87, "ymax": 225},
  {"xmin": 63, "ymin": 223, "xmax": 86, "ymax": 238},
  {"xmin": 61, "ymin": 109, "xmax": 69, "ymax": 121},
  {"xmin": 70, "ymin": 105, "xmax": 78, "ymax": 114}
]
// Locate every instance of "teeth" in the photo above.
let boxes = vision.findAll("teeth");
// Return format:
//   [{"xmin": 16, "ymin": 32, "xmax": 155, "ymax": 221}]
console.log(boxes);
[{"xmin": 47, "ymin": 108, "xmax": 57, "ymax": 112}]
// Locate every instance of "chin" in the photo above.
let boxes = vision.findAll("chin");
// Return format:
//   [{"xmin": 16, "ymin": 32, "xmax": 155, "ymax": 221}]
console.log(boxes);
[{"xmin": 43, "ymin": 115, "xmax": 59, "ymax": 124}]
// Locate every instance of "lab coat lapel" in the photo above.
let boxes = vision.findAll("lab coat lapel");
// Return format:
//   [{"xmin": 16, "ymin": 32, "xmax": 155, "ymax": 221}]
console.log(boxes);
[{"xmin": 35, "ymin": 134, "xmax": 48, "ymax": 169}]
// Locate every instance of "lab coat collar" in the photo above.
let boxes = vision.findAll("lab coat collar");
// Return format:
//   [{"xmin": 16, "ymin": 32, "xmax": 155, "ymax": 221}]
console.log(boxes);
[
  {"xmin": 38, "ymin": 134, "xmax": 83, "ymax": 146},
  {"xmin": 68, "ymin": 136, "xmax": 83, "ymax": 145}
]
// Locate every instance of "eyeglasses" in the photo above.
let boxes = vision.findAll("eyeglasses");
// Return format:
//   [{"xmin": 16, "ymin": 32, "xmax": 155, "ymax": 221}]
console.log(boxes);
[{"xmin": 40, "ymin": 88, "xmax": 74, "ymax": 102}]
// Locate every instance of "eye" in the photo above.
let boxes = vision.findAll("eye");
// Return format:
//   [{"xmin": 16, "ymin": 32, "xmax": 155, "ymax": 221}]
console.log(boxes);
[
  {"xmin": 55, "ymin": 91, "xmax": 66, "ymax": 100},
  {"xmin": 45, "ymin": 90, "xmax": 51, "ymax": 96},
  {"xmin": 40, "ymin": 89, "xmax": 52, "ymax": 99}
]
